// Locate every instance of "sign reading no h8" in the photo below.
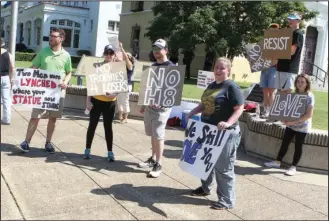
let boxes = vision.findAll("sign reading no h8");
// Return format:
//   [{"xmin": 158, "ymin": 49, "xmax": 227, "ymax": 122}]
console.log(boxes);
[{"xmin": 138, "ymin": 65, "xmax": 186, "ymax": 106}]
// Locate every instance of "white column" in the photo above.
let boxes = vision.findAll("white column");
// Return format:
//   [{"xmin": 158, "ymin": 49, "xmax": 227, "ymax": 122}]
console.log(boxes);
[
  {"xmin": 9, "ymin": 1, "xmax": 18, "ymax": 61},
  {"xmin": 31, "ymin": 19, "xmax": 35, "ymax": 47}
]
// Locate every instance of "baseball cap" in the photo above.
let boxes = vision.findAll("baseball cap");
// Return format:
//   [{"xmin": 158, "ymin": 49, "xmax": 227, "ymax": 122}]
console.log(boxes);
[
  {"xmin": 104, "ymin": 44, "xmax": 116, "ymax": 53},
  {"xmin": 287, "ymin": 13, "xmax": 301, "ymax": 20},
  {"xmin": 269, "ymin": 23, "xmax": 280, "ymax": 28},
  {"xmin": 152, "ymin": 39, "xmax": 168, "ymax": 49}
]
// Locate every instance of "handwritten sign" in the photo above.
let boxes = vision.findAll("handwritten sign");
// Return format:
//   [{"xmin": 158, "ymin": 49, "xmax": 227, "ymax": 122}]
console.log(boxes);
[
  {"xmin": 197, "ymin": 70, "xmax": 215, "ymax": 89},
  {"xmin": 86, "ymin": 61, "xmax": 128, "ymax": 96},
  {"xmin": 12, "ymin": 68, "xmax": 62, "ymax": 110},
  {"xmin": 179, "ymin": 119, "xmax": 232, "ymax": 180},
  {"xmin": 246, "ymin": 84, "xmax": 263, "ymax": 103},
  {"xmin": 138, "ymin": 65, "xmax": 186, "ymax": 106},
  {"xmin": 262, "ymin": 28, "xmax": 293, "ymax": 59},
  {"xmin": 269, "ymin": 93, "xmax": 308, "ymax": 121},
  {"xmin": 246, "ymin": 40, "xmax": 275, "ymax": 72},
  {"xmin": 75, "ymin": 55, "xmax": 104, "ymax": 76}
]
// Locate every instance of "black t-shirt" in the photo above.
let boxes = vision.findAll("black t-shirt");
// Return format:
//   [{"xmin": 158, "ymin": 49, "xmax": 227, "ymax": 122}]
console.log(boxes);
[
  {"xmin": 277, "ymin": 29, "xmax": 304, "ymax": 74},
  {"xmin": 201, "ymin": 80, "xmax": 244, "ymax": 128},
  {"xmin": 0, "ymin": 51, "xmax": 10, "ymax": 76}
]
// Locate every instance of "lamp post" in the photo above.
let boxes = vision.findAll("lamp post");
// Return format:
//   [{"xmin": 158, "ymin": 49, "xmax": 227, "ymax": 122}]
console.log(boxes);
[{"xmin": 9, "ymin": 1, "xmax": 18, "ymax": 61}]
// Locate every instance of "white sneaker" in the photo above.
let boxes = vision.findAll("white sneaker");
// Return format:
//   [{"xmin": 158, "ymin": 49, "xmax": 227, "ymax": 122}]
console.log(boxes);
[
  {"xmin": 285, "ymin": 166, "xmax": 297, "ymax": 176},
  {"xmin": 264, "ymin": 161, "xmax": 281, "ymax": 168},
  {"xmin": 148, "ymin": 162, "xmax": 162, "ymax": 178}
]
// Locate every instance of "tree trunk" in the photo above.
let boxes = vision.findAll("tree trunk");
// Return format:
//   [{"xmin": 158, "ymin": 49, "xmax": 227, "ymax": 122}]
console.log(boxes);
[{"xmin": 183, "ymin": 50, "xmax": 194, "ymax": 79}]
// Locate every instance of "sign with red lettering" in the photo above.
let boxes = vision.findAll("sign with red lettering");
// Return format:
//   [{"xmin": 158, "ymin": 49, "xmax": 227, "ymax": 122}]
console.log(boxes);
[{"xmin": 12, "ymin": 68, "xmax": 62, "ymax": 110}]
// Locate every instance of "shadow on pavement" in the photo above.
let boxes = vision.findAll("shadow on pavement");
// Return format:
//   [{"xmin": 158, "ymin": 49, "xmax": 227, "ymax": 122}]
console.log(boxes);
[
  {"xmin": 1, "ymin": 142, "xmax": 148, "ymax": 176},
  {"xmin": 91, "ymin": 184, "xmax": 210, "ymax": 218}
]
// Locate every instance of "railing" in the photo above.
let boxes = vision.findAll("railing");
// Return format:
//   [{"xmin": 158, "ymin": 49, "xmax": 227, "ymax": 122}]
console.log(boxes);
[{"xmin": 305, "ymin": 61, "xmax": 328, "ymax": 87}]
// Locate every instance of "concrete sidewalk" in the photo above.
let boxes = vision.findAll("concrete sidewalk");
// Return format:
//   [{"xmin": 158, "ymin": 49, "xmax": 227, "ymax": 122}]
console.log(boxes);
[{"xmin": 1, "ymin": 106, "xmax": 328, "ymax": 220}]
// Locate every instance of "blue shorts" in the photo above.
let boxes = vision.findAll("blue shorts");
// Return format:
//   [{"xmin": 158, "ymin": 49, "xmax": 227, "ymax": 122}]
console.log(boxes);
[
  {"xmin": 275, "ymin": 71, "xmax": 295, "ymax": 90},
  {"xmin": 259, "ymin": 67, "xmax": 276, "ymax": 89}
]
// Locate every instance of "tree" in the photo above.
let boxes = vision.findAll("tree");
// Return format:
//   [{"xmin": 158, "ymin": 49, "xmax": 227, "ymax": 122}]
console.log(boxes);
[{"xmin": 145, "ymin": 1, "xmax": 318, "ymax": 78}]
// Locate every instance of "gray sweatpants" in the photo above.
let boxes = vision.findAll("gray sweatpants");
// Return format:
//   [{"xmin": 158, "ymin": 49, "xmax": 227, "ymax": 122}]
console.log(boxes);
[{"xmin": 201, "ymin": 126, "xmax": 241, "ymax": 209}]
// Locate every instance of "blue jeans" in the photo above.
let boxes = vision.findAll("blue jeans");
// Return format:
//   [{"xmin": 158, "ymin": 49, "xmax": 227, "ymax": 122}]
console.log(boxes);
[
  {"xmin": 201, "ymin": 126, "xmax": 241, "ymax": 208},
  {"xmin": 1, "ymin": 76, "xmax": 12, "ymax": 123},
  {"xmin": 260, "ymin": 66, "xmax": 276, "ymax": 89}
]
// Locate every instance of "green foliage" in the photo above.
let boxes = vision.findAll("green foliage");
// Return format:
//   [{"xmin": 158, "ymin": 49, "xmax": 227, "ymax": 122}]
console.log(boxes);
[{"xmin": 145, "ymin": 1, "xmax": 319, "ymax": 76}]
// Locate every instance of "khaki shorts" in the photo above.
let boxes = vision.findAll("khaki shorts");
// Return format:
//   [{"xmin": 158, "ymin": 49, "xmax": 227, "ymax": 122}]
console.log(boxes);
[
  {"xmin": 144, "ymin": 106, "xmax": 171, "ymax": 140},
  {"xmin": 31, "ymin": 90, "xmax": 66, "ymax": 119}
]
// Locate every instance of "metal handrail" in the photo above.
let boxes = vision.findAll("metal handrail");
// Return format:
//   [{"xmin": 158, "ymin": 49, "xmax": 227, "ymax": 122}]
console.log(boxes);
[{"xmin": 304, "ymin": 61, "xmax": 328, "ymax": 87}]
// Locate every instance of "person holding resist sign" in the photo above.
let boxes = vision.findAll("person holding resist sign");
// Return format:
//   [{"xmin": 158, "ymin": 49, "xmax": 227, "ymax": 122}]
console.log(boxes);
[
  {"xmin": 264, "ymin": 74, "xmax": 314, "ymax": 176},
  {"xmin": 138, "ymin": 39, "xmax": 176, "ymax": 178},
  {"xmin": 1, "ymin": 37, "xmax": 15, "ymax": 125},
  {"xmin": 275, "ymin": 12, "xmax": 304, "ymax": 93},
  {"xmin": 186, "ymin": 57, "xmax": 244, "ymax": 210},
  {"xmin": 83, "ymin": 44, "xmax": 120, "ymax": 162},
  {"xmin": 116, "ymin": 42, "xmax": 135, "ymax": 124},
  {"xmin": 18, "ymin": 28, "xmax": 72, "ymax": 153},
  {"xmin": 259, "ymin": 23, "xmax": 279, "ymax": 119}
]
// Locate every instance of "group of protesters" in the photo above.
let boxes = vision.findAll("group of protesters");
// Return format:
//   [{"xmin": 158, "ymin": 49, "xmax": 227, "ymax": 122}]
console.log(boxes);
[{"xmin": 0, "ymin": 12, "xmax": 315, "ymax": 211}]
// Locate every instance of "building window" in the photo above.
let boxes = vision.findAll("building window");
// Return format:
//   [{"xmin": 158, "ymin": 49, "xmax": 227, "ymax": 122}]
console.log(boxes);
[
  {"xmin": 73, "ymin": 30, "xmax": 80, "ymax": 48},
  {"xmin": 59, "ymin": 20, "xmax": 65, "ymax": 26},
  {"xmin": 27, "ymin": 28, "xmax": 31, "ymax": 45},
  {"xmin": 116, "ymin": 22, "xmax": 120, "ymax": 32},
  {"xmin": 108, "ymin": 21, "xmax": 115, "ymax": 31},
  {"xmin": 50, "ymin": 19, "xmax": 81, "ymax": 48},
  {"xmin": 131, "ymin": 1, "xmax": 144, "ymax": 12},
  {"xmin": 50, "ymin": 20, "xmax": 57, "ymax": 25},
  {"xmin": 130, "ymin": 24, "xmax": 140, "ymax": 48},
  {"xmin": 36, "ymin": 27, "xmax": 41, "ymax": 45},
  {"xmin": 74, "ymin": 1, "xmax": 78, "ymax": 6}
]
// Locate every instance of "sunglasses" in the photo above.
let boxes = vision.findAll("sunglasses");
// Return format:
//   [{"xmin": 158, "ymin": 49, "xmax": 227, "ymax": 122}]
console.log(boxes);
[
  {"xmin": 104, "ymin": 50, "xmax": 115, "ymax": 55},
  {"xmin": 152, "ymin": 46, "xmax": 162, "ymax": 52}
]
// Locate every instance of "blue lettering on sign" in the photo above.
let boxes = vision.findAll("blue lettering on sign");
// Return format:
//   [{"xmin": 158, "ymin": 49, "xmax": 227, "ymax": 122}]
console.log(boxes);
[{"xmin": 181, "ymin": 139, "xmax": 202, "ymax": 165}]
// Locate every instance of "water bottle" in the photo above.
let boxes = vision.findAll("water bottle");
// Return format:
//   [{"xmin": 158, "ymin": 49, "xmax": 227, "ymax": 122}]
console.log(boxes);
[
  {"xmin": 84, "ymin": 104, "xmax": 93, "ymax": 115},
  {"xmin": 256, "ymin": 103, "xmax": 260, "ymax": 117}
]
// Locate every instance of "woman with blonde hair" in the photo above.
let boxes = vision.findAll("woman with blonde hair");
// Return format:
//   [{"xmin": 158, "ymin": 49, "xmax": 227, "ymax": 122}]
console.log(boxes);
[
  {"xmin": 1, "ymin": 37, "xmax": 15, "ymax": 125},
  {"xmin": 116, "ymin": 42, "xmax": 135, "ymax": 123},
  {"xmin": 186, "ymin": 57, "xmax": 244, "ymax": 210},
  {"xmin": 264, "ymin": 74, "xmax": 315, "ymax": 176}
]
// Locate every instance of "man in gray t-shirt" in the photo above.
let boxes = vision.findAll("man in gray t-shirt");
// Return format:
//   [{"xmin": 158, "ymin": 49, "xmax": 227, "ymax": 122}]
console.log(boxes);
[{"xmin": 138, "ymin": 39, "xmax": 176, "ymax": 178}]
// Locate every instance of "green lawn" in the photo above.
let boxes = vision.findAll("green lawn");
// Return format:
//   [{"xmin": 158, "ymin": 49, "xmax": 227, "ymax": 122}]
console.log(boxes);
[{"xmin": 15, "ymin": 61, "xmax": 328, "ymax": 130}]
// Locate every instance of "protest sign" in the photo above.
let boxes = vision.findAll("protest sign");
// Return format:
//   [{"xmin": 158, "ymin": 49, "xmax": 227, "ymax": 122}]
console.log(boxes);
[
  {"xmin": 269, "ymin": 92, "xmax": 308, "ymax": 121},
  {"xmin": 262, "ymin": 28, "xmax": 293, "ymax": 59},
  {"xmin": 197, "ymin": 70, "xmax": 215, "ymax": 89},
  {"xmin": 12, "ymin": 68, "xmax": 62, "ymax": 110},
  {"xmin": 246, "ymin": 40, "xmax": 275, "ymax": 73},
  {"xmin": 179, "ymin": 119, "xmax": 232, "ymax": 180},
  {"xmin": 138, "ymin": 65, "xmax": 186, "ymax": 106},
  {"xmin": 86, "ymin": 61, "xmax": 128, "ymax": 96},
  {"xmin": 246, "ymin": 84, "xmax": 263, "ymax": 103},
  {"xmin": 75, "ymin": 55, "xmax": 104, "ymax": 76}
]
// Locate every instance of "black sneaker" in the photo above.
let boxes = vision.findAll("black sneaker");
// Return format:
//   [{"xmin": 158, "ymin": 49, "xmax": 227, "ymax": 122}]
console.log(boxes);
[
  {"xmin": 191, "ymin": 187, "xmax": 210, "ymax": 196},
  {"xmin": 138, "ymin": 157, "xmax": 156, "ymax": 168},
  {"xmin": 45, "ymin": 142, "xmax": 55, "ymax": 153},
  {"xmin": 17, "ymin": 141, "xmax": 30, "ymax": 153},
  {"xmin": 148, "ymin": 162, "xmax": 162, "ymax": 178}
]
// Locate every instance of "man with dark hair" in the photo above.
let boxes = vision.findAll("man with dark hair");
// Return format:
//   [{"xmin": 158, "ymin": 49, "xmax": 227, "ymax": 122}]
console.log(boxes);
[
  {"xmin": 138, "ymin": 39, "xmax": 176, "ymax": 178},
  {"xmin": 17, "ymin": 28, "xmax": 72, "ymax": 153},
  {"xmin": 275, "ymin": 12, "xmax": 304, "ymax": 93}
]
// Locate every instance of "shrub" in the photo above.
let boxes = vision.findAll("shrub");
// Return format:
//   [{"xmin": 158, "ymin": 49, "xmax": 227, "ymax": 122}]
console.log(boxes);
[
  {"xmin": 15, "ymin": 52, "xmax": 36, "ymax": 61},
  {"xmin": 76, "ymin": 50, "xmax": 91, "ymax": 56}
]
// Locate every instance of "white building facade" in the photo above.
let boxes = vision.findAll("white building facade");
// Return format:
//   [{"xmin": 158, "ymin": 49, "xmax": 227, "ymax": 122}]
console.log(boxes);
[
  {"xmin": 300, "ymin": 1, "xmax": 328, "ymax": 90},
  {"xmin": 1, "ymin": 1, "xmax": 122, "ymax": 56}
]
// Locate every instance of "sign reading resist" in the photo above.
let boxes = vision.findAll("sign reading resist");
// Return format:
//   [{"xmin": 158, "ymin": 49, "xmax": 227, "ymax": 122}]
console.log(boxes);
[
  {"xmin": 246, "ymin": 40, "xmax": 275, "ymax": 72},
  {"xmin": 269, "ymin": 92, "xmax": 308, "ymax": 121},
  {"xmin": 197, "ymin": 70, "xmax": 215, "ymax": 89},
  {"xmin": 138, "ymin": 65, "xmax": 186, "ymax": 106},
  {"xmin": 179, "ymin": 119, "xmax": 232, "ymax": 180},
  {"xmin": 86, "ymin": 61, "xmax": 128, "ymax": 96},
  {"xmin": 262, "ymin": 28, "xmax": 293, "ymax": 59},
  {"xmin": 12, "ymin": 68, "xmax": 62, "ymax": 110}
]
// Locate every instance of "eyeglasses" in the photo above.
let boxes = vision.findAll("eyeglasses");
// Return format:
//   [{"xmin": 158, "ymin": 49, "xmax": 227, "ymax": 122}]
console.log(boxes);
[
  {"xmin": 49, "ymin": 35, "xmax": 61, "ymax": 38},
  {"xmin": 152, "ymin": 46, "xmax": 162, "ymax": 52}
]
